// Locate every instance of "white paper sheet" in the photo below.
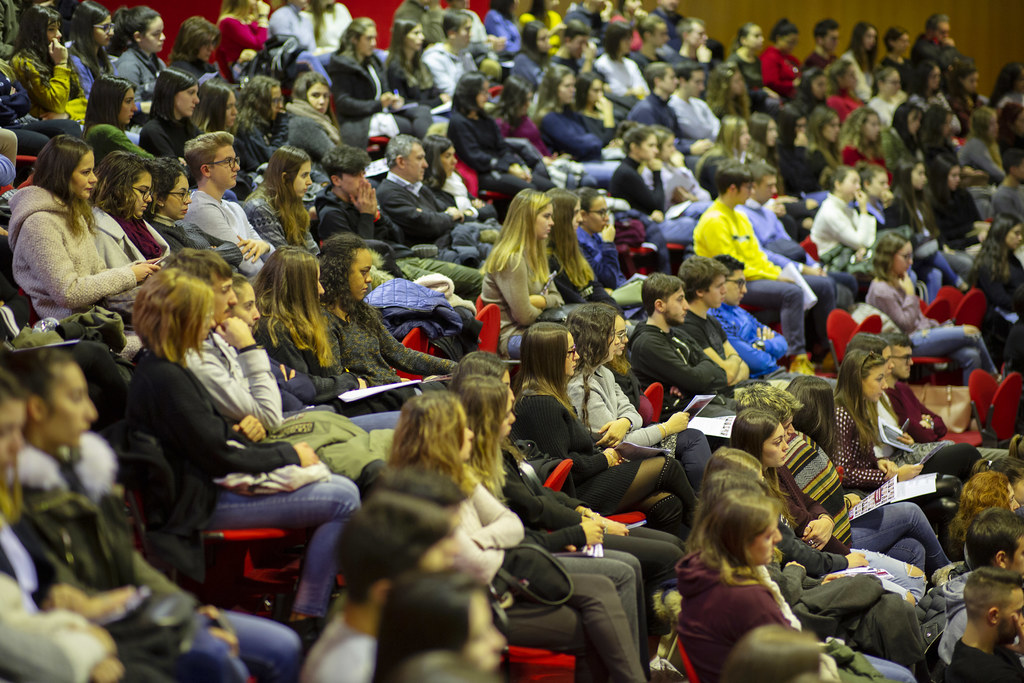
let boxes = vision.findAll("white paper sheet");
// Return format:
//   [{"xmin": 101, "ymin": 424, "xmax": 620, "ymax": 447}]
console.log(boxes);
[{"xmin": 688, "ymin": 415, "xmax": 735, "ymax": 438}]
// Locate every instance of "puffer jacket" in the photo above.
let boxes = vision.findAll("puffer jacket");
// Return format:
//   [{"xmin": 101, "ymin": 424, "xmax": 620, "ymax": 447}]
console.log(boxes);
[
  {"xmin": 8, "ymin": 186, "xmax": 136, "ymax": 320},
  {"xmin": 325, "ymin": 52, "xmax": 388, "ymax": 148},
  {"xmin": 365, "ymin": 277, "xmax": 463, "ymax": 340}
]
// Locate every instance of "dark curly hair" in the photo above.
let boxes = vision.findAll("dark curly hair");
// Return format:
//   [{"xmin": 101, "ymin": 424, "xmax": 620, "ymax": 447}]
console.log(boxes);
[
  {"xmin": 318, "ymin": 233, "xmax": 382, "ymax": 332},
  {"xmin": 566, "ymin": 303, "xmax": 619, "ymax": 427}
]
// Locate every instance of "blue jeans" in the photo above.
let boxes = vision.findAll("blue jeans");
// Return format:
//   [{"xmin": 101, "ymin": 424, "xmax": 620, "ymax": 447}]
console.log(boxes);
[
  {"xmin": 178, "ymin": 612, "xmax": 302, "ymax": 683},
  {"xmin": 580, "ymin": 161, "xmax": 619, "ymax": 189},
  {"xmin": 348, "ymin": 411, "xmax": 400, "ymax": 431},
  {"xmin": 206, "ymin": 474, "xmax": 360, "ymax": 617},
  {"xmin": 743, "ymin": 275, "xmax": 837, "ymax": 356},
  {"xmin": 855, "ymin": 549, "xmax": 927, "ymax": 601},
  {"xmin": 863, "ymin": 655, "xmax": 916, "ymax": 683},
  {"xmin": 850, "ymin": 501, "xmax": 950, "ymax": 575},
  {"xmin": 911, "ymin": 325, "xmax": 997, "ymax": 384}
]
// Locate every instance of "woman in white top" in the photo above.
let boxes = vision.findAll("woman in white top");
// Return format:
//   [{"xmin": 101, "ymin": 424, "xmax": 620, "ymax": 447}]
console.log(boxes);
[
  {"xmin": 308, "ymin": 0, "xmax": 351, "ymax": 53},
  {"xmin": 810, "ymin": 165, "xmax": 877, "ymax": 257},
  {"xmin": 594, "ymin": 20, "xmax": 647, "ymax": 99},
  {"xmin": 840, "ymin": 21, "xmax": 878, "ymax": 102},
  {"xmin": 867, "ymin": 65, "xmax": 908, "ymax": 128}
]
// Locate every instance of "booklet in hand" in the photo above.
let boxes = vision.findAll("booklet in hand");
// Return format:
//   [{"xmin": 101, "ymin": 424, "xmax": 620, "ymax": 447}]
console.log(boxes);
[{"xmin": 614, "ymin": 442, "xmax": 671, "ymax": 461}]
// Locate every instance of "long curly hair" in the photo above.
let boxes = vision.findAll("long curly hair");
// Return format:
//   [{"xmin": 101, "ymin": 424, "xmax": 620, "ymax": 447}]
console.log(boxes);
[
  {"xmin": 93, "ymin": 150, "xmax": 150, "ymax": 219},
  {"xmin": 389, "ymin": 392, "xmax": 473, "ymax": 494},
  {"xmin": 319, "ymin": 233, "xmax": 382, "ymax": 332},
  {"xmin": 840, "ymin": 107, "xmax": 882, "ymax": 161},
  {"xmin": 253, "ymin": 247, "xmax": 333, "ymax": 367},
  {"xmin": 236, "ymin": 75, "xmax": 280, "ymax": 137},
  {"xmin": 457, "ymin": 376, "xmax": 511, "ymax": 498},
  {"xmin": 566, "ymin": 303, "xmax": 618, "ymax": 427},
  {"xmin": 969, "ymin": 214, "xmax": 1022, "ymax": 286},
  {"xmin": 949, "ymin": 471, "xmax": 1015, "ymax": 558},
  {"xmin": 706, "ymin": 62, "xmax": 751, "ymax": 120}
]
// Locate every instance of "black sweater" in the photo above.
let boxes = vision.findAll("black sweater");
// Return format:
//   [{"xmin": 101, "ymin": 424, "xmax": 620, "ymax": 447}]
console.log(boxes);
[
  {"xmin": 447, "ymin": 110, "xmax": 524, "ymax": 175},
  {"xmin": 628, "ymin": 323, "xmax": 729, "ymax": 404},
  {"xmin": 385, "ymin": 60, "xmax": 443, "ymax": 108},
  {"xmin": 138, "ymin": 116, "xmax": 199, "ymax": 159},
  {"xmin": 511, "ymin": 393, "xmax": 610, "ymax": 484},
  {"xmin": 501, "ymin": 449, "xmax": 587, "ymax": 552},
  {"xmin": 376, "ymin": 177, "xmax": 455, "ymax": 247},
  {"xmin": 314, "ymin": 185, "xmax": 412, "ymax": 255},
  {"xmin": 934, "ymin": 187, "xmax": 982, "ymax": 249},
  {"xmin": 125, "ymin": 352, "xmax": 299, "ymax": 578},
  {"xmin": 609, "ymin": 156, "xmax": 663, "ymax": 215}
]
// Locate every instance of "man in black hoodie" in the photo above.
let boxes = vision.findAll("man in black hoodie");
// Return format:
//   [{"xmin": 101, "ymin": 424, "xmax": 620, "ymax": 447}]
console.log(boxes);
[
  {"xmin": 628, "ymin": 272, "xmax": 733, "ymax": 416},
  {"xmin": 315, "ymin": 143, "xmax": 483, "ymax": 297}
]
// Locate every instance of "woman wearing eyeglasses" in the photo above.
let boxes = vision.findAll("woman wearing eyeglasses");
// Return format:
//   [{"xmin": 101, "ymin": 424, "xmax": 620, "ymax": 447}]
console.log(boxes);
[
  {"xmin": 512, "ymin": 322, "xmax": 698, "ymax": 537},
  {"xmin": 67, "ymin": 0, "xmax": 115, "ymax": 99},
  {"xmin": 91, "ymin": 150, "xmax": 170, "ymax": 269},
  {"xmin": 866, "ymin": 232, "xmax": 997, "ymax": 384}
]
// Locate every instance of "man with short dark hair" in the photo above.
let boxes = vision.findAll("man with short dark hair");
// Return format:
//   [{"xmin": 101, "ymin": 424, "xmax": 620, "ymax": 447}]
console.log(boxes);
[
  {"xmin": 668, "ymin": 62, "xmax": 717, "ymax": 158},
  {"xmin": 804, "ymin": 18, "xmax": 839, "ymax": 70},
  {"xmin": 319, "ymin": 142, "xmax": 483, "ymax": 297},
  {"xmin": 563, "ymin": 0, "xmax": 606, "ymax": 39},
  {"xmin": 948, "ymin": 566, "xmax": 1024, "ymax": 682},
  {"xmin": 629, "ymin": 272, "xmax": 732, "ymax": 414},
  {"xmin": 302, "ymin": 490, "xmax": 462, "ymax": 683},
  {"xmin": 694, "ymin": 162, "xmax": 835, "ymax": 375},
  {"xmin": 882, "ymin": 331, "xmax": 954, "ymax": 444},
  {"xmin": 678, "ymin": 256, "xmax": 750, "ymax": 386},
  {"xmin": 627, "ymin": 63, "xmax": 691, "ymax": 154},
  {"xmin": 710, "ymin": 254, "xmax": 788, "ymax": 378},
  {"xmin": 631, "ymin": 15, "xmax": 670, "ymax": 71},
  {"xmin": 992, "ymin": 148, "xmax": 1024, "ymax": 221},
  {"xmin": 550, "ymin": 19, "xmax": 595, "ymax": 74},
  {"xmin": 422, "ymin": 9, "xmax": 477, "ymax": 95},
  {"xmin": 650, "ymin": 0, "xmax": 683, "ymax": 52},
  {"xmin": 939, "ymin": 508, "xmax": 1024, "ymax": 666}
]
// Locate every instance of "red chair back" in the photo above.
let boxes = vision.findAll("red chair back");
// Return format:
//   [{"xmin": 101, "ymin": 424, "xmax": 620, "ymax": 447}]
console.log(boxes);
[
  {"xmin": 990, "ymin": 372, "xmax": 1023, "ymax": 441},
  {"xmin": 933, "ymin": 286, "xmax": 964, "ymax": 313},
  {"xmin": 826, "ymin": 309, "xmax": 857, "ymax": 364},
  {"xmin": 454, "ymin": 158, "xmax": 480, "ymax": 198},
  {"xmin": 852, "ymin": 314, "xmax": 882, "ymax": 336},
  {"xmin": 475, "ymin": 303, "xmax": 500, "ymax": 354},
  {"xmin": 543, "ymin": 459, "xmax": 573, "ymax": 491},
  {"xmin": 800, "ymin": 236, "xmax": 819, "ymax": 261},
  {"xmin": 953, "ymin": 288, "xmax": 986, "ymax": 328},
  {"xmin": 969, "ymin": 369, "xmax": 999, "ymax": 430},
  {"xmin": 396, "ymin": 327, "xmax": 429, "ymax": 380},
  {"xmin": 643, "ymin": 382, "xmax": 664, "ymax": 424},
  {"xmin": 922, "ymin": 297, "xmax": 952, "ymax": 323}
]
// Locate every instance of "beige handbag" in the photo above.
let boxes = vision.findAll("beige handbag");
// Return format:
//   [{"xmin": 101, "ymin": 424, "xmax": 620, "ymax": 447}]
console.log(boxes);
[{"xmin": 909, "ymin": 384, "xmax": 973, "ymax": 433}]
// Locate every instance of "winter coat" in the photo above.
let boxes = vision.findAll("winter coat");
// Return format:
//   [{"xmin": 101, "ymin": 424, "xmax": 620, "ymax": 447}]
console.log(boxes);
[
  {"xmin": 365, "ymin": 277, "xmax": 463, "ymax": 340},
  {"xmin": 326, "ymin": 52, "xmax": 389, "ymax": 148},
  {"xmin": 8, "ymin": 186, "xmax": 136, "ymax": 320}
]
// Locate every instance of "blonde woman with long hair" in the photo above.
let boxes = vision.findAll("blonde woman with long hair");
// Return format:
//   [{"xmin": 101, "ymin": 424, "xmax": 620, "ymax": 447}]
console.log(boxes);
[
  {"xmin": 806, "ymin": 106, "xmax": 842, "ymax": 190},
  {"xmin": 695, "ymin": 115, "xmax": 751, "ymax": 196},
  {"xmin": 481, "ymin": 189, "xmax": 564, "ymax": 357}
]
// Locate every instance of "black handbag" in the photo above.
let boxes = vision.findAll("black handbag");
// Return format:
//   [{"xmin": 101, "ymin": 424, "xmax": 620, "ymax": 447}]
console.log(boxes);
[{"xmin": 493, "ymin": 543, "xmax": 574, "ymax": 606}]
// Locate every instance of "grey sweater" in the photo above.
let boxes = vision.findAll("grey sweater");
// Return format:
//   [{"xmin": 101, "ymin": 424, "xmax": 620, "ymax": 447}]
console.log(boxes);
[{"xmin": 481, "ymin": 255, "xmax": 563, "ymax": 355}]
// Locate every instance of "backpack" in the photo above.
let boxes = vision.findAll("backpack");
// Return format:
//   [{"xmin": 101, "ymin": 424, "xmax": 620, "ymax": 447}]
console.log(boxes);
[{"xmin": 238, "ymin": 34, "xmax": 304, "ymax": 89}]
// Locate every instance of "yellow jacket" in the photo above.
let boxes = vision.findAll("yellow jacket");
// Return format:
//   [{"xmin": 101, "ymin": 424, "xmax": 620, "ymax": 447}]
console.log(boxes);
[
  {"xmin": 10, "ymin": 55, "xmax": 86, "ymax": 121},
  {"xmin": 694, "ymin": 199, "xmax": 781, "ymax": 281}
]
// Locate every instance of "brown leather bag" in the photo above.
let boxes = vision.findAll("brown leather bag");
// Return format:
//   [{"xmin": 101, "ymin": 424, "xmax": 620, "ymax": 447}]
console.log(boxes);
[{"xmin": 909, "ymin": 384, "xmax": 974, "ymax": 433}]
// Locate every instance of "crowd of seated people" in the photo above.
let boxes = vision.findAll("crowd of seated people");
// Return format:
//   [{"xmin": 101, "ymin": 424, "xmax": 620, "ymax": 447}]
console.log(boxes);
[{"xmin": 4, "ymin": 2, "xmax": 1024, "ymax": 682}]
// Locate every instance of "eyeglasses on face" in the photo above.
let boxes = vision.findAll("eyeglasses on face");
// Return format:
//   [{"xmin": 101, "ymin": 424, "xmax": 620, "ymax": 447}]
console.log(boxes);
[
  {"xmin": 165, "ymin": 189, "xmax": 190, "ymax": 201},
  {"xmin": 586, "ymin": 207, "xmax": 609, "ymax": 216},
  {"xmin": 726, "ymin": 277, "xmax": 747, "ymax": 287},
  {"xmin": 132, "ymin": 186, "xmax": 153, "ymax": 200},
  {"xmin": 94, "ymin": 23, "xmax": 114, "ymax": 32},
  {"xmin": 207, "ymin": 157, "xmax": 240, "ymax": 169}
]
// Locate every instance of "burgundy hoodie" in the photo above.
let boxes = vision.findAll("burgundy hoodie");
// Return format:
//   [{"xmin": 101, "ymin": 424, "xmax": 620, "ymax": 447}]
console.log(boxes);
[{"xmin": 675, "ymin": 552, "xmax": 794, "ymax": 683}]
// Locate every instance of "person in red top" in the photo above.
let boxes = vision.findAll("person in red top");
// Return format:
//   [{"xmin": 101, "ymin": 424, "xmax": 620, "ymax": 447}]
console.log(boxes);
[
  {"xmin": 826, "ymin": 56, "xmax": 864, "ymax": 122},
  {"xmin": 841, "ymin": 106, "xmax": 886, "ymax": 170},
  {"xmin": 217, "ymin": 0, "xmax": 270, "ymax": 79},
  {"xmin": 761, "ymin": 18, "xmax": 801, "ymax": 100}
]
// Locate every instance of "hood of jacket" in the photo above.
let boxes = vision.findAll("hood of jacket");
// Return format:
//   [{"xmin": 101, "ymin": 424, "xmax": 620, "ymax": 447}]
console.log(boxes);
[
  {"xmin": 7, "ymin": 186, "xmax": 67, "ymax": 251},
  {"xmin": 675, "ymin": 551, "xmax": 724, "ymax": 600},
  {"xmin": 17, "ymin": 432, "xmax": 118, "ymax": 503}
]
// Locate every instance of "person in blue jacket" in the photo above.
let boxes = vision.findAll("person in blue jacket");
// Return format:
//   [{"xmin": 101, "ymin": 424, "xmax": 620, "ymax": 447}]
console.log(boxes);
[{"xmin": 709, "ymin": 254, "xmax": 789, "ymax": 378}]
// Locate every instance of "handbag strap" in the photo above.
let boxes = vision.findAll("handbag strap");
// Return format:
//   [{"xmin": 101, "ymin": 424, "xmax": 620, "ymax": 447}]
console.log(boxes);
[{"xmin": 495, "ymin": 543, "xmax": 575, "ymax": 607}]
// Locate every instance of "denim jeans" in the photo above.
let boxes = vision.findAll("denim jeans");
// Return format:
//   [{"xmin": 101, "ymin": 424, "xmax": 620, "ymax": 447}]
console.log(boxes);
[
  {"xmin": 855, "ymin": 549, "xmax": 927, "ymax": 601},
  {"xmin": 743, "ymin": 274, "xmax": 838, "ymax": 356},
  {"xmin": 850, "ymin": 501, "xmax": 950, "ymax": 575},
  {"xmin": 179, "ymin": 612, "xmax": 303, "ymax": 683},
  {"xmin": 673, "ymin": 427, "xmax": 712, "ymax": 491},
  {"xmin": 348, "ymin": 411, "xmax": 400, "ymax": 431},
  {"xmin": 911, "ymin": 325, "xmax": 997, "ymax": 384},
  {"xmin": 863, "ymin": 655, "xmax": 916, "ymax": 683},
  {"xmin": 206, "ymin": 474, "xmax": 360, "ymax": 617}
]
